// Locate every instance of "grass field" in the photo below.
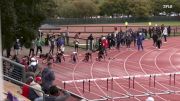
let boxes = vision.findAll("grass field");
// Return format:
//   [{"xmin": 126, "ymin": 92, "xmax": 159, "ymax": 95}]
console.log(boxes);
[{"xmin": 130, "ymin": 21, "xmax": 180, "ymax": 26}]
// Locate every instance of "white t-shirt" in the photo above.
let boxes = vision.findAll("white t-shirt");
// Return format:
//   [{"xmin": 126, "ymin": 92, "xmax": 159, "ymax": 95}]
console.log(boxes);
[{"xmin": 163, "ymin": 27, "xmax": 168, "ymax": 36}]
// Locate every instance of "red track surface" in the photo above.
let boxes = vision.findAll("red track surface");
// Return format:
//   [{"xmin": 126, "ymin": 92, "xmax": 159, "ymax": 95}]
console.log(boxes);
[{"xmin": 42, "ymin": 37, "xmax": 180, "ymax": 101}]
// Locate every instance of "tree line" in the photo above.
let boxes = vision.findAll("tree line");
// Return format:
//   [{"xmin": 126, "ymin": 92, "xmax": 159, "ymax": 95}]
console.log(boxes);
[{"xmin": 54, "ymin": 0, "xmax": 180, "ymax": 18}]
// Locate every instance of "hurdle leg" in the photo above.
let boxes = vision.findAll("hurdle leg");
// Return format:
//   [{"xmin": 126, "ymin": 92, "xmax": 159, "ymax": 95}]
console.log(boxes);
[
  {"xmin": 83, "ymin": 80, "xmax": 85, "ymax": 93},
  {"xmin": 129, "ymin": 77, "xmax": 131, "ymax": 88}
]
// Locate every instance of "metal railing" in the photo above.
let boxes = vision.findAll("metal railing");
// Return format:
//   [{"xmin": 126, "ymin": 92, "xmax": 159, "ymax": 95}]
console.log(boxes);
[
  {"xmin": 3, "ymin": 57, "xmax": 26, "ymax": 82},
  {"xmin": 3, "ymin": 75, "xmax": 46, "ymax": 101}
]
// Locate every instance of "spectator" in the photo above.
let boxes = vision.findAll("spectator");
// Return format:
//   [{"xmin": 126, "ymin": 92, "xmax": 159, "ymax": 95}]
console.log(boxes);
[
  {"xmin": 42, "ymin": 62, "xmax": 55, "ymax": 94},
  {"xmin": 88, "ymin": 34, "xmax": 94, "ymax": 51},
  {"xmin": 35, "ymin": 85, "xmax": 70, "ymax": 101},
  {"xmin": 29, "ymin": 39, "xmax": 35, "ymax": 57},
  {"xmin": 137, "ymin": 32, "xmax": 144, "ymax": 51},
  {"xmin": 20, "ymin": 56, "xmax": 29, "ymax": 71},
  {"xmin": 167, "ymin": 26, "xmax": 171, "ymax": 36},
  {"xmin": 49, "ymin": 36, "xmax": 56, "ymax": 54},
  {"xmin": 6, "ymin": 92, "xmax": 20, "ymax": 101},
  {"xmin": 163, "ymin": 27, "xmax": 168, "ymax": 43},
  {"xmin": 74, "ymin": 40, "xmax": 79, "ymax": 52},
  {"xmin": 14, "ymin": 39, "xmax": 21, "ymax": 55},
  {"xmin": 29, "ymin": 76, "xmax": 43, "ymax": 101},
  {"xmin": 28, "ymin": 58, "xmax": 38, "ymax": 72},
  {"xmin": 35, "ymin": 38, "xmax": 43, "ymax": 56},
  {"xmin": 21, "ymin": 76, "xmax": 33, "ymax": 98}
]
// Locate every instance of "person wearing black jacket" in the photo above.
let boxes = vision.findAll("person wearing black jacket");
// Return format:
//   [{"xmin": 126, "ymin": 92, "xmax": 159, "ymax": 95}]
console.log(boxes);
[
  {"xmin": 88, "ymin": 34, "xmax": 94, "ymax": 51},
  {"xmin": 152, "ymin": 33, "xmax": 158, "ymax": 47}
]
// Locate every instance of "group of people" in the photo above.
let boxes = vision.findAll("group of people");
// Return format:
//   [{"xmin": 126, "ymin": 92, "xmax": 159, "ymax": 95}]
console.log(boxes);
[
  {"xmin": 3, "ymin": 52, "xmax": 70, "ymax": 101},
  {"xmin": 13, "ymin": 24, "xmax": 171, "ymax": 64},
  {"xmin": 94, "ymin": 25, "xmax": 170, "ymax": 61}
]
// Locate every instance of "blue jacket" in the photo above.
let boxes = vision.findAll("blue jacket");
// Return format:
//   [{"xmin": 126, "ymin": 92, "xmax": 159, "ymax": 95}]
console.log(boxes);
[{"xmin": 137, "ymin": 35, "xmax": 144, "ymax": 45}]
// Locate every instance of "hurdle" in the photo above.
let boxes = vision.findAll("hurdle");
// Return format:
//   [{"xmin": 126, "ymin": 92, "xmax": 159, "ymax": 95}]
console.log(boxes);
[{"xmin": 62, "ymin": 71, "xmax": 180, "ymax": 100}]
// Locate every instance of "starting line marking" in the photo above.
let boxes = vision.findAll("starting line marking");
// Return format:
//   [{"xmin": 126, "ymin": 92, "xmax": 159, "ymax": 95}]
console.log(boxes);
[{"xmin": 62, "ymin": 72, "xmax": 180, "ymax": 84}]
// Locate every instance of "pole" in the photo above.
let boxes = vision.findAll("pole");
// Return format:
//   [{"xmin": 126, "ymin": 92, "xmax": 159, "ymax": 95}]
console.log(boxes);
[
  {"xmin": 64, "ymin": 82, "xmax": 66, "ymax": 89},
  {"xmin": 154, "ymin": 75, "xmax": 156, "ymax": 87},
  {"xmin": 111, "ymin": 78, "xmax": 113, "ymax": 90},
  {"xmin": 0, "ymin": 9, "xmax": 4, "ymax": 99},
  {"xmin": 149, "ymin": 75, "xmax": 151, "ymax": 87},
  {"xmin": 83, "ymin": 80, "xmax": 85, "ymax": 93},
  {"xmin": 133, "ymin": 76, "xmax": 135, "ymax": 89},
  {"xmin": 107, "ymin": 78, "xmax": 109, "ymax": 91},
  {"xmin": 129, "ymin": 77, "xmax": 131, "ymax": 88},
  {"xmin": 102, "ymin": 26, "xmax": 104, "ymax": 32},
  {"xmin": 169, "ymin": 74, "xmax": 172, "ymax": 85},
  {"xmin": 174, "ymin": 74, "xmax": 176, "ymax": 85},
  {"xmin": 89, "ymin": 80, "xmax": 90, "ymax": 92}
]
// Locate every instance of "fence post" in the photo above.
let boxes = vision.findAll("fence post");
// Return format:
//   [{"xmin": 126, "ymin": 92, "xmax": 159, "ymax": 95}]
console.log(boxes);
[
  {"xmin": 102, "ymin": 26, "xmax": 104, "ymax": 33},
  {"xmin": 86, "ymin": 39, "xmax": 88, "ymax": 50}
]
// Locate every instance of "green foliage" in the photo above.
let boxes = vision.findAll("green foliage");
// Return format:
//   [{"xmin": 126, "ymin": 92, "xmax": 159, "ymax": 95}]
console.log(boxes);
[
  {"xmin": 55, "ymin": 0, "xmax": 99, "ymax": 18},
  {"xmin": 0, "ymin": 0, "xmax": 57, "ymax": 51}
]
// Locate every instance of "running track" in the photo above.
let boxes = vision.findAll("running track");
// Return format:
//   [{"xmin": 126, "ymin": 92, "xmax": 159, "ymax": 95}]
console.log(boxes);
[{"xmin": 45, "ymin": 37, "xmax": 180, "ymax": 101}]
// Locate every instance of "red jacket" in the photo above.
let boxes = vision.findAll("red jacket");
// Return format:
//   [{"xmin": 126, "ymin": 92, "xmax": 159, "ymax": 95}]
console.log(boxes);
[
  {"xmin": 102, "ymin": 39, "xmax": 108, "ymax": 48},
  {"xmin": 22, "ymin": 84, "xmax": 30, "ymax": 98}
]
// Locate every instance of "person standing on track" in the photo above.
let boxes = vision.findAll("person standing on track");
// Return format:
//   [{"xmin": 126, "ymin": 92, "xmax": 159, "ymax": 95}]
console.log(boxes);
[
  {"xmin": 126, "ymin": 32, "xmax": 132, "ymax": 49},
  {"xmin": 88, "ymin": 34, "xmax": 94, "ymax": 51},
  {"xmin": 152, "ymin": 32, "xmax": 158, "ymax": 47},
  {"xmin": 156, "ymin": 37, "xmax": 162, "ymax": 49},
  {"xmin": 29, "ymin": 39, "xmax": 35, "ymax": 57},
  {"xmin": 35, "ymin": 38, "xmax": 43, "ymax": 56},
  {"xmin": 49, "ymin": 35, "xmax": 56, "ymax": 55},
  {"xmin": 162, "ymin": 27, "xmax": 168, "ymax": 43},
  {"xmin": 137, "ymin": 32, "xmax": 144, "ymax": 51},
  {"xmin": 116, "ymin": 32, "xmax": 121, "ymax": 50},
  {"xmin": 167, "ymin": 26, "xmax": 171, "ymax": 37},
  {"xmin": 74, "ymin": 39, "xmax": 79, "ymax": 52}
]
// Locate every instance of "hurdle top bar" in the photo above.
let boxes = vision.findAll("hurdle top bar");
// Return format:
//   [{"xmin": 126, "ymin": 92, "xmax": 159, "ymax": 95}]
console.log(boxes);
[{"xmin": 62, "ymin": 72, "xmax": 180, "ymax": 84}]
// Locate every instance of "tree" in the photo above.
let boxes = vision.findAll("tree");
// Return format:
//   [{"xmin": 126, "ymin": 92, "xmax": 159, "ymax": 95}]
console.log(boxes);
[
  {"xmin": 0, "ymin": 0, "xmax": 57, "ymax": 57},
  {"xmin": 129, "ymin": 0, "xmax": 151, "ymax": 17},
  {"xmin": 56, "ymin": 0, "xmax": 99, "ymax": 18}
]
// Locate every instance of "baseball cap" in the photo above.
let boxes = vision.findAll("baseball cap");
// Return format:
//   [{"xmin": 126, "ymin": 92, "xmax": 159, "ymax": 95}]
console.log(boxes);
[{"xmin": 35, "ymin": 76, "xmax": 42, "ymax": 82}]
